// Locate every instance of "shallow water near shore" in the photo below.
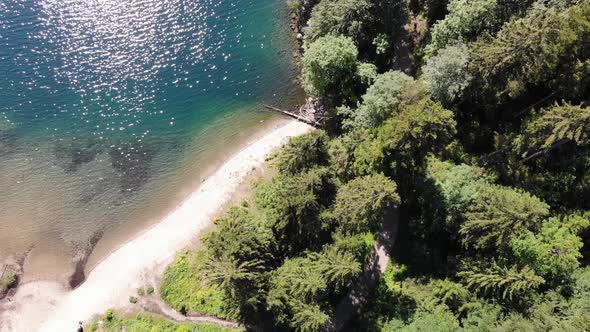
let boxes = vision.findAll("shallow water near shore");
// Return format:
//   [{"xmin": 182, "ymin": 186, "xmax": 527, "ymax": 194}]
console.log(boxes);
[{"xmin": 0, "ymin": 0, "xmax": 300, "ymax": 283}]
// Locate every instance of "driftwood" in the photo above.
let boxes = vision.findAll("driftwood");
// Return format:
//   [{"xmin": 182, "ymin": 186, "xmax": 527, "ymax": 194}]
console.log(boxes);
[{"xmin": 263, "ymin": 104, "xmax": 322, "ymax": 128}]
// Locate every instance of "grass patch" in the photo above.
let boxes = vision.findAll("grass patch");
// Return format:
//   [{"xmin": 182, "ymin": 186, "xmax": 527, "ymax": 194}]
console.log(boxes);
[
  {"xmin": 89, "ymin": 310, "xmax": 240, "ymax": 332},
  {"xmin": 160, "ymin": 251, "xmax": 229, "ymax": 319}
]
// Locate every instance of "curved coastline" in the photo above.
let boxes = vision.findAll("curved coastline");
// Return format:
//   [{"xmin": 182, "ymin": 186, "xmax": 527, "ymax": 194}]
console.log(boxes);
[{"xmin": 0, "ymin": 119, "xmax": 312, "ymax": 332}]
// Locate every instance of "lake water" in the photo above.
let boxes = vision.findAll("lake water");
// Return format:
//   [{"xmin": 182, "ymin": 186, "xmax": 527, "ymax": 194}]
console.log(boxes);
[{"xmin": 0, "ymin": 0, "xmax": 300, "ymax": 282}]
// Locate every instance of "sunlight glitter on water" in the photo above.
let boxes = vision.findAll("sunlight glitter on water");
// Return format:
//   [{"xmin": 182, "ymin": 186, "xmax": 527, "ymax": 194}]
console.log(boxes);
[{"xmin": 0, "ymin": 0, "xmax": 300, "ymax": 281}]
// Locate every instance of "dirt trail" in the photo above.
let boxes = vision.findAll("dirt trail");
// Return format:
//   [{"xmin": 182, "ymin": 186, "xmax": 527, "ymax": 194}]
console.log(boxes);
[{"xmin": 325, "ymin": 212, "xmax": 399, "ymax": 332}]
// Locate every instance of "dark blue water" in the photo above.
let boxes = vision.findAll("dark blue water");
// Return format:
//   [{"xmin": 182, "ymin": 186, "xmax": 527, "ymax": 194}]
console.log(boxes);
[{"xmin": 0, "ymin": 0, "xmax": 299, "ymax": 275}]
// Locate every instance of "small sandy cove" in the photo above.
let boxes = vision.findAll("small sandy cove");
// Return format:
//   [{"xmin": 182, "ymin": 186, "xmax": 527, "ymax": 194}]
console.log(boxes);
[{"xmin": 0, "ymin": 120, "xmax": 312, "ymax": 332}]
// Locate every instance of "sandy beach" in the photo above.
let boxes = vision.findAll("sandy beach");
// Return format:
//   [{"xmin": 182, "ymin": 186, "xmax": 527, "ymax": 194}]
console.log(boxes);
[{"xmin": 0, "ymin": 120, "xmax": 312, "ymax": 332}]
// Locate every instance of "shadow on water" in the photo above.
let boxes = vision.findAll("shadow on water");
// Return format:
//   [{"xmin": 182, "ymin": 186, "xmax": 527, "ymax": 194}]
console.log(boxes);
[
  {"xmin": 109, "ymin": 142, "xmax": 155, "ymax": 193},
  {"xmin": 53, "ymin": 138, "xmax": 104, "ymax": 173},
  {"xmin": 0, "ymin": 123, "xmax": 18, "ymax": 156}
]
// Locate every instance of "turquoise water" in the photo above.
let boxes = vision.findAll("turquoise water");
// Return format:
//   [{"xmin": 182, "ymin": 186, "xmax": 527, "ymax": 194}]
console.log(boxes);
[{"xmin": 0, "ymin": 0, "xmax": 300, "ymax": 278}]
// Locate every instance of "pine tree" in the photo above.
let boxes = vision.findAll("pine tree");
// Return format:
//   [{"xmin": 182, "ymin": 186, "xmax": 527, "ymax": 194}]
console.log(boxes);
[
  {"xmin": 332, "ymin": 173, "xmax": 400, "ymax": 234},
  {"xmin": 458, "ymin": 262, "xmax": 545, "ymax": 300},
  {"xmin": 459, "ymin": 184, "xmax": 549, "ymax": 249}
]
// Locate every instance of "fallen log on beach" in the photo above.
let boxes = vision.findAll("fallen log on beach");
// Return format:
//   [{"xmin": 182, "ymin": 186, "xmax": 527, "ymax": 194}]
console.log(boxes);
[{"xmin": 262, "ymin": 104, "xmax": 322, "ymax": 128}]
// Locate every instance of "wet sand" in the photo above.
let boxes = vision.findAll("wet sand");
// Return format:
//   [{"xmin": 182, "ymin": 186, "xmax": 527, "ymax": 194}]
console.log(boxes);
[{"xmin": 0, "ymin": 120, "xmax": 312, "ymax": 332}]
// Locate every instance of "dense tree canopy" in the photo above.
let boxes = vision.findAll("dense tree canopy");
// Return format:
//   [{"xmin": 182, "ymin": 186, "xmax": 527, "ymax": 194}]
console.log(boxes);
[
  {"xmin": 460, "ymin": 184, "xmax": 550, "ymax": 250},
  {"xmin": 425, "ymin": 0, "xmax": 499, "ymax": 56},
  {"xmin": 276, "ymin": 131, "xmax": 329, "ymax": 175},
  {"xmin": 341, "ymin": 71, "xmax": 413, "ymax": 131},
  {"xmin": 354, "ymin": 98, "xmax": 457, "ymax": 181},
  {"xmin": 305, "ymin": 0, "xmax": 373, "ymax": 45},
  {"xmin": 422, "ymin": 43, "xmax": 472, "ymax": 106},
  {"xmin": 302, "ymin": 35, "xmax": 359, "ymax": 100},
  {"xmin": 158, "ymin": 1, "xmax": 590, "ymax": 330},
  {"xmin": 332, "ymin": 174, "xmax": 400, "ymax": 234},
  {"xmin": 469, "ymin": 2, "xmax": 590, "ymax": 101}
]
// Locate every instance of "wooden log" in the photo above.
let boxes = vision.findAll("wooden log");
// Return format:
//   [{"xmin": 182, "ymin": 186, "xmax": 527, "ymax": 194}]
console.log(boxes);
[{"xmin": 262, "ymin": 104, "xmax": 321, "ymax": 128}]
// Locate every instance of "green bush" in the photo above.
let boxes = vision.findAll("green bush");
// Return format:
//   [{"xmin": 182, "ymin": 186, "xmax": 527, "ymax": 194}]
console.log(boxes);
[{"xmin": 160, "ymin": 252, "xmax": 228, "ymax": 319}]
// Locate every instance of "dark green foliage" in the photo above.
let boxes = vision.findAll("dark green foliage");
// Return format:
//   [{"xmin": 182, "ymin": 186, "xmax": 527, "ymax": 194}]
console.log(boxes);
[
  {"xmin": 354, "ymin": 98, "xmax": 457, "ymax": 182},
  {"xmin": 460, "ymin": 184, "xmax": 549, "ymax": 249},
  {"xmin": 158, "ymin": 0, "xmax": 590, "ymax": 330},
  {"xmin": 493, "ymin": 103, "xmax": 590, "ymax": 209},
  {"xmin": 332, "ymin": 174, "xmax": 400, "ymax": 234},
  {"xmin": 201, "ymin": 206, "xmax": 274, "ymax": 320},
  {"xmin": 267, "ymin": 243, "xmax": 361, "ymax": 330},
  {"xmin": 276, "ymin": 131, "xmax": 329, "ymax": 175},
  {"xmin": 256, "ymin": 167, "xmax": 336, "ymax": 256},
  {"xmin": 469, "ymin": 2, "xmax": 590, "ymax": 101},
  {"xmin": 305, "ymin": 0, "xmax": 373, "ymax": 45},
  {"xmin": 327, "ymin": 131, "xmax": 365, "ymax": 181}
]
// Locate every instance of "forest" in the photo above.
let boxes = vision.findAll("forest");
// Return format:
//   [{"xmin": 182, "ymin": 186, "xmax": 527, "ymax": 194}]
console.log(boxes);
[{"xmin": 151, "ymin": 0, "xmax": 590, "ymax": 331}]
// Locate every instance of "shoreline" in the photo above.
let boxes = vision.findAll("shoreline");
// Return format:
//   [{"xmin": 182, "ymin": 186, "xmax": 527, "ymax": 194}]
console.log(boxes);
[{"xmin": 0, "ymin": 119, "xmax": 312, "ymax": 332}]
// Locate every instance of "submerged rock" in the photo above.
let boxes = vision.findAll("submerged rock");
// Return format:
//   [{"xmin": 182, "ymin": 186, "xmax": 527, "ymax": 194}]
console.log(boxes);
[
  {"xmin": 53, "ymin": 138, "xmax": 104, "ymax": 173},
  {"xmin": 109, "ymin": 142, "xmax": 155, "ymax": 193}
]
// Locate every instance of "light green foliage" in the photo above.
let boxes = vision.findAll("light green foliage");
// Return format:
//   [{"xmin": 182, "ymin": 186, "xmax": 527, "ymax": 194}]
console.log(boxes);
[
  {"xmin": 562, "ymin": 211, "xmax": 590, "ymax": 234},
  {"xmin": 357, "ymin": 62, "xmax": 378, "ymax": 86},
  {"xmin": 88, "ymin": 311, "xmax": 239, "ymax": 332},
  {"xmin": 459, "ymin": 262, "xmax": 545, "ymax": 301},
  {"xmin": 470, "ymin": 2, "xmax": 590, "ymax": 99},
  {"xmin": 276, "ymin": 131, "xmax": 329, "ymax": 175},
  {"xmin": 332, "ymin": 232, "xmax": 375, "ymax": 263},
  {"xmin": 332, "ymin": 174, "xmax": 400, "ymax": 234},
  {"xmin": 302, "ymin": 36, "xmax": 358, "ymax": 97},
  {"xmin": 160, "ymin": 252, "xmax": 227, "ymax": 318},
  {"xmin": 256, "ymin": 167, "xmax": 335, "ymax": 255},
  {"xmin": 343, "ymin": 71, "xmax": 413, "ymax": 131},
  {"xmin": 373, "ymin": 33, "xmax": 390, "ymax": 55},
  {"xmin": 290, "ymin": 302, "xmax": 331, "ymax": 332},
  {"xmin": 422, "ymin": 44, "xmax": 472, "ymax": 106},
  {"xmin": 267, "ymin": 243, "xmax": 361, "ymax": 330},
  {"xmin": 383, "ymin": 308, "xmax": 460, "ymax": 332},
  {"xmin": 305, "ymin": 0, "xmax": 372, "ymax": 44},
  {"xmin": 426, "ymin": 0, "xmax": 499, "ymax": 56},
  {"xmin": 354, "ymin": 98, "xmax": 457, "ymax": 178},
  {"xmin": 460, "ymin": 184, "xmax": 550, "ymax": 249},
  {"xmin": 428, "ymin": 158, "xmax": 490, "ymax": 232},
  {"xmin": 510, "ymin": 217, "xmax": 583, "ymax": 281},
  {"xmin": 431, "ymin": 279, "xmax": 471, "ymax": 314}
]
